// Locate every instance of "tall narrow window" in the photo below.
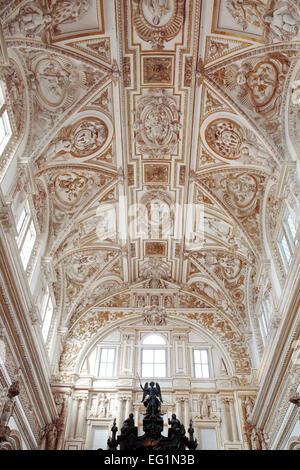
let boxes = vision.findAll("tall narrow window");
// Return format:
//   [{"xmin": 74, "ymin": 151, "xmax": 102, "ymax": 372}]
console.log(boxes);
[
  {"xmin": 279, "ymin": 211, "xmax": 298, "ymax": 270},
  {"xmin": 141, "ymin": 334, "xmax": 167, "ymax": 378},
  {"xmin": 142, "ymin": 349, "xmax": 166, "ymax": 378},
  {"xmin": 41, "ymin": 291, "xmax": 54, "ymax": 342},
  {"xmin": 279, "ymin": 231, "xmax": 292, "ymax": 266},
  {"xmin": 15, "ymin": 201, "xmax": 36, "ymax": 269},
  {"xmin": 98, "ymin": 348, "xmax": 115, "ymax": 377},
  {"xmin": 193, "ymin": 349, "xmax": 210, "ymax": 378},
  {"xmin": 0, "ymin": 86, "xmax": 12, "ymax": 155}
]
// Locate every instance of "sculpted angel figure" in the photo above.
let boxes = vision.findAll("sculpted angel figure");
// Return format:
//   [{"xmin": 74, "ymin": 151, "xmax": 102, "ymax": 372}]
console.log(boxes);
[
  {"xmin": 52, "ymin": 0, "xmax": 90, "ymax": 33},
  {"xmin": 7, "ymin": 2, "xmax": 52, "ymax": 39},
  {"xmin": 143, "ymin": 0, "xmax": 171, "ymax": 26},
  {"xmin": 263, "ymin": 4, "xmax": 300, "ymax": 42},
  {"xmin": 140, "ymin": 381, "xmax": 163, "ymax": 416},
  {"xmin": 226, "ymin": 0, "xmax": 266, "ymax": 31}
]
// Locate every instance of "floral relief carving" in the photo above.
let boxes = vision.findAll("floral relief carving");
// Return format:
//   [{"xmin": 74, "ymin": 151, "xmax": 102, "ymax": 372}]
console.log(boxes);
[{"xmin": 132, "ymin": 0, "xmax": 185, "ymax": 49}]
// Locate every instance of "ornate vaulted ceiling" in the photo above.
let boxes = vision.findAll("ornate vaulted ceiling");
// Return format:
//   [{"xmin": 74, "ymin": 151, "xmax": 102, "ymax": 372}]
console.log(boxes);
[{"xmin": 1, "ymin": 0, "xmax": 299, "ymax": 380}]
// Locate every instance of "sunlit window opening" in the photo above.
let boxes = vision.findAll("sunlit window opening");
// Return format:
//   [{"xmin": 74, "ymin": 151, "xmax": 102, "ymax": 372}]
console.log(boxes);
[
  {"xmin": 41, "ymin": 290, "xmax": 54, "ymax": 342},
  {"xmin": 0, "ymin": 86, "xmax": 12, "ymax": 155},
  {"xmin": 194, "ymin": 349, "xmax": 210, "ymax": 378},
  {"xmin": 98, "ymin": 348, "xmax": 115, "ymax": 377}
]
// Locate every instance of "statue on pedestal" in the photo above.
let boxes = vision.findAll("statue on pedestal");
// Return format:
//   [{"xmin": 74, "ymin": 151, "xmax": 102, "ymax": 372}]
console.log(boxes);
[{"xmin": 106, "ymin": 380, "xmax": 197, "ymax": 451}]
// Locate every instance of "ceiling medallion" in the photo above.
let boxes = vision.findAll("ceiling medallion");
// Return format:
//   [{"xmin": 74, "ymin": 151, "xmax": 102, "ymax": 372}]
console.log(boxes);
[
  {"xmin": 134, "ymin": 89, "xmax": 181, "ymax": 158},
  {"xmin": 54, "ymin": 172, "xmax": 89, "ymax": 206},
  {"xmin": 205, "ymin": 119, "xmax": 243, "ymax": 160},
  {"xmin": 70, "ymin": 118, "xmax": 108, "ymax": 157},
  {"xmin": 132, "ymin": 0, "xmax": 185, "ymax": 49}
]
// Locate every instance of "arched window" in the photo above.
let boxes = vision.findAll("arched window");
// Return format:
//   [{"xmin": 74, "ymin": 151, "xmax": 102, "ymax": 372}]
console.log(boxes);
[{"xmin": 141, "ymin": 334, "xmax": 167, "ymax": 378}]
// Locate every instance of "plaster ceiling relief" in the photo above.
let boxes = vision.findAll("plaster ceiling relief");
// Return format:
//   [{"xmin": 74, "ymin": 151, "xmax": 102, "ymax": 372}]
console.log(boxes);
[
  {"xmin": 67, "ymin": 37, "xmax": 111, "ymax": 64},
  {"xmin": 201, "ymin": 116, "xmax": 278, "ymax": 170},
  {"xmin": 1, "ymin": 58, "xmax": 26, "ymax": 137},
  {"xmin": 288, "ymin": 69, "xmax": 300, "ymax": 157},
  {"xmin": 212, "ymin": 0, "xmax": 300, "ymax": 44},
  {"xmin": 195, "ymin": 168, "xmax": 268, "ymax": 253},
  {"xmin": 204, "ymin": 36, "xmax": 253, "ymax": 64},
  {"xmin": 132, "ymin": 0, "xmax": 186, "ymax": 49},
  {"xmin": 2, "ymin": 0, "xmax": 299, "ymax": 383},
  {"xmin": 3, "ymin": 0, "xmax": 104, "ymax": 42},
  {"xmin": 15, "ymin": 47, "xmax": 111, "ymax": 160},
  {"xmin": 36, "ymin": 113, "xmax": 113, "ymax": 166},
  {"xmin": 133, "ymin": 88, "xmax": 182, "ymax": 158},
  {"xmin": 207, "ymin": 49, "xmax": 295, "ymax": 145},
  {"xmin": 189, "ymin": 250, "xmax": 251, "ymax": 327}
]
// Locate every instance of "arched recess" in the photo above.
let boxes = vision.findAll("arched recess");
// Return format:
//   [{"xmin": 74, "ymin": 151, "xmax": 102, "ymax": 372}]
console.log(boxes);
[
  {"xmin": 73, "ymin": 315, "xmax": 236, "ymax": 379},
  {"xmin": 59, "ymin": 308, "xmax": 251, "ymax": 378}
]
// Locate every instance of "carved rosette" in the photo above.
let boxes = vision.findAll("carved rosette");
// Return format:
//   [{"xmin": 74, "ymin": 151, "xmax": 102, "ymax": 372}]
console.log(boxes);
[{"xmin": 132, "ymin": 0, "xmax": 186, "ymax": 49}]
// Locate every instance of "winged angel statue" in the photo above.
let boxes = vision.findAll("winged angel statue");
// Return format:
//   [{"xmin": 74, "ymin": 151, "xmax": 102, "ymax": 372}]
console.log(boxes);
[{"xmin": 140, "ymin": 381, "xmax": 163, "ymax": 417}]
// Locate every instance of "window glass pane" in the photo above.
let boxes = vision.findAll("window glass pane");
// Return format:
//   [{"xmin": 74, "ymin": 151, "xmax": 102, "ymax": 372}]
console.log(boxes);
[
  {"xmin": 42, "ymin": 297, "xmax": 53, "ymax": 342},
  {"xmin": 107, "ymin": 349, "xmax": 115, "ymax": 361},
  {"xmin": 16, "ymin": 207, "xmax": 28, "ymax": 235},
  {"xmin": 194, "ymin": 349, "xmax": 210, "ymax": 378},
  {"xmin": 0, "ymin": 116, "xmax": 6, "ymax": 146},
  {"xmin": 202, "ymin": 365, "xmax": 209, "ymax": 378},
  {"xmin": 287, "ymin": 215, "xmax": 297, "ymax": 240},
  {"xmin": 20, "ymin": 221, "xmax": 36, "ymax": 268},
  {"xmin": 201, "ymin": 350, "xmax": 208, "ymax": 364},
  {"xmin": 0, "ymin": 87, "xmax": 4, "ymax": 107},
  {"xmin": 195, "ymin": 364, "xmax": 202, "ymax": 378},
  {"xmin": 142, "ymin": 334, "xmax": 166, "ymax": 345},
  {"xmin": 0, "ymin": 111, "xmax": 11, "ymax": 150},
  {"xmin": 101, "ymin": 349, "xmax": 108, "ymax": 362},
  {"xmin": 98, "ymin": 348, "xmax": 115, "ymax": 376},
  {"xmin": 281, "ymin": 234, "xmax": 291, "ymax": 264},
  {"xmin": 154, "ymin": 349, "xmax": 165, "ymax": 363},
  {"xmin": 194, "ymin": 349, "xmax": 201, "ymax": 363},
  {"xmin": 142, "ymin": 349, "xmax": 154, "ymax": 363},
  {"xmin": 154, "ymin": 363, "xmax": 166, "ymax": 377},
  {"xmin": 142, "ymin": 364, "xmax": 153, "ymax": 377},
  {"xmin": 105, "ymin": 363, "xmax": 113, "ymax": 376},
  {"xmin": 99, "ymin": 363, "xmax": 106, "ymax": 376}
]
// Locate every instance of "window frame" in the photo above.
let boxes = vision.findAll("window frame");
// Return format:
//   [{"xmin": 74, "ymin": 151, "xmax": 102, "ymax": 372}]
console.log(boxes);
[
  {"xmin": 278, "ymin": 209, "xmax": 298, "ymax": 271},
  {"xmin": 0, "ymin": 88, "xmax": 12, "ymax": 155},
  {"xmin": 15, "ymin": 200, "xmax": 36, "ymax": 269},
  {"xmin": 41, "ymin": 289, "xmax": 54, "ymax": 343},
  {"xmin": 97, "ymin": 347, "xmax": 116, "ymax": 378},
  {"xmin": 193, "ymin": 348, "xmax": 210, "ymax": 379},
  {"xmin": 141, "ymin": 333, "xmax": 168, "ymax": 379},
  {"xmin": 141, "ymin": 347, "xmax": 167, "ymax": 378}
]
